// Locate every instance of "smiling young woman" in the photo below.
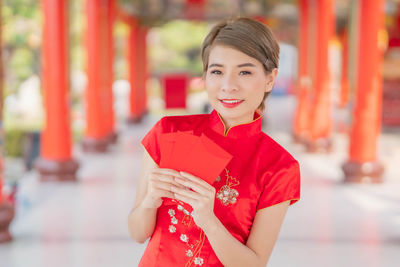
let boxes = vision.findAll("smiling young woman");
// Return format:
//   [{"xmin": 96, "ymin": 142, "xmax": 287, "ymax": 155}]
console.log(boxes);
[
  {"xmin": 128, "ymin": 17, "xmax": 300, "ymax": 267},
  {"xmin": 204, "ymin": 45, "xmax": 278, "ymax": 130}
]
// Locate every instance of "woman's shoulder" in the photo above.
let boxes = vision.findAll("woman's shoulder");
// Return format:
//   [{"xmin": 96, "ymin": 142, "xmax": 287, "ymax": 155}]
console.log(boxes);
[{"xmin": 258, "ymin": 132, "xmax": 298, "ymax": 167}]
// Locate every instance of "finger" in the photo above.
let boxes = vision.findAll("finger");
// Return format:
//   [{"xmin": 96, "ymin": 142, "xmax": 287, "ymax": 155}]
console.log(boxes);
[
  {"xmin": 179, "ymin": 171, "xmax": 214, "ymax": 190},
  {"xmin": 180, "ymin": 171, "xmax": 211, "ymax": 189},
  {"xmin": 151, "ymin": 180, "xmax": 177, "ymax": 191},
  {"xmin": 152, "ymin": 168, "xmax": 181, "ymax": 178},
  {"xmin": 148, "ymin": 182, "xmax": 176, "ymax": 198},
  {"xmin": 152, "ymin": 174, "xmax": 185, "ymax": 188},
  {"xmin": 174, "ymin": 177, "xmax": 208, "ymax": 195},
  {"xmin": 171, "ymin": 185, "xmax": 200, "ymax": 200},
  {"xmin": 153, "ymin": 188, "xmax": 175, "ymax": 199},
  {"xmin": 173, "ymin": 192, "xmax": 195, "ymax": 207}
]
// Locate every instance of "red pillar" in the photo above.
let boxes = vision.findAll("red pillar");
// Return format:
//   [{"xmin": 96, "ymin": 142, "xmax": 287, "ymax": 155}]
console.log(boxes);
[
  {"xmin": 105, "ymin": 0, "xmax": 117, "ymax": 144},
  {"xmin": 184, "ymin": 0, "xmax": 205, "ymax": 20},
  {"xmin": 342, "ymin": 0, "xmax": 385, "ymax": 183},
  {"xmin": 126, "ymin": 18, "xmax": 141, "ymax": 123},
  {"xmin": 127, "ymin": 21, "xmax": 148, "ymax": 124},
  {"xmin": 0, "ymin": 170, "xmax": 14, "ymax": 243},
  {"xmin": 82, "ymin": 0, "xmax": 116, "ymax": 151},
  {"xmin": 0, "ymin": 1, "xmax": 15, "ymax": 243},
  {"xmin": 306, "ymin": 0, "xmax": 334, "ymax": 152},
  {"xmin": 36, "ymin": 0, "xmax": 79, "ymax": 181},
  {"xmin": 293, "ymin": 0, "xmax": 312, "ymax": 143},
  {"xmin": 139, "ymin": 26, "xmax": 149, "ymax": 116},
  {"xmin": 339, "ymin": 29, "xmax": 350, "ymax": 108},
  {"xmin": 0, "ymin": 178, "xmax": 14, "ymax": 243}
]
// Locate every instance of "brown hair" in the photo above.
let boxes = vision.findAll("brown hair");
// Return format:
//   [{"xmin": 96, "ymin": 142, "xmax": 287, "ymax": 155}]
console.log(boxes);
[{"xmin": 201, "ymin": 17, "xmax": 280, "ymax": 111}]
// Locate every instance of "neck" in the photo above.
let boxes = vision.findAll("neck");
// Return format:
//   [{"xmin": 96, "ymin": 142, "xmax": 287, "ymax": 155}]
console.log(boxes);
[{"xmin": 220, "ymin": 113, "xmax": 256, "ymax": 133}]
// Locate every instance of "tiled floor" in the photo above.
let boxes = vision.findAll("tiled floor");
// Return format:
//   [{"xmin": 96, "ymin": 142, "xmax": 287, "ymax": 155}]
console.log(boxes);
[{"xmin": 1, "ymin": 96, "xmax": 399, "ymax": 267}]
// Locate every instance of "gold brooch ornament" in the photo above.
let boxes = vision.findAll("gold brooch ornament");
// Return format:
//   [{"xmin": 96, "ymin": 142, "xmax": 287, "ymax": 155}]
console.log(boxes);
[{"xmin": 216, "ymin": 169, "xmax": 240, "ymax": 206}]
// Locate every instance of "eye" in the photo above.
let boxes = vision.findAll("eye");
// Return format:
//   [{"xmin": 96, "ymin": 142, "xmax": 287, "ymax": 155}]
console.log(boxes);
[
  {"xmin": 239, "ymin": 71, "xmax": 251, "ymax": 75},
  {"xmin": 210, "ymin": 69, "xmax": 222, "ymax": 75}
]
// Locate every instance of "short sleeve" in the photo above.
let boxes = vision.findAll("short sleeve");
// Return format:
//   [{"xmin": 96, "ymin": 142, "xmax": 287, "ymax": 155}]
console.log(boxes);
[
  {"xmin": 141, "ymin": 118, "xmax": 166, "ymax": 165},
  {"xmin": 256, "ymin": 160, "xmax": 300, "ymax": 211}
]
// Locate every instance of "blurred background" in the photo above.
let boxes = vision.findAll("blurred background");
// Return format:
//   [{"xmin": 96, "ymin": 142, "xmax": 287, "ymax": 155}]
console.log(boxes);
[{"xmin": 0, "ymin": 0, "xmax": 399, "ymax": 266}]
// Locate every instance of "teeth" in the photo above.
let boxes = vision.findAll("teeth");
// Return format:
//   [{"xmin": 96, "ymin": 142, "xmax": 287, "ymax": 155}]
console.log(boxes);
[{"xmin": 221, "ymin": 100, "xmax": 241, "ymax": 104}]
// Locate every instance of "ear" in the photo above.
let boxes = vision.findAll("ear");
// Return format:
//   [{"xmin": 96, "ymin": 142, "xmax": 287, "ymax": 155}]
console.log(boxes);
[{"xmin": 265, "ymin": 68, "xmax": 278, "ymax": 93}]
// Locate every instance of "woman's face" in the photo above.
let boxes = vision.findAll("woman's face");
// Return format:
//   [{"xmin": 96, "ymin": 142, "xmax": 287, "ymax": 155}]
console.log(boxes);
[{"xmin": 205, "ymin": 45, "xmax": 277, "ymax": 129}]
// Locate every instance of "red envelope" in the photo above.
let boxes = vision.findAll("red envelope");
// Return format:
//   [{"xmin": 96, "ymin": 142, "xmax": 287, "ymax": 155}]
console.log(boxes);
[
  {"xmin": 160, "ymin": 131, "xmax": 194, "ymax": 167},
  {"xmin": 160, "ymin": 132, "xmax": 232, "ymax": 184},
  {"xmin": 159, "ymin": 131, "xmax": 232, "ymax": 208},
  {"xmin": 159, "ymin": 133, "xmax": 177, "ymax": 167},
  {"xmin": 175, "ymin": 133, "xmax": 232, "ymax": 184},
  {"xmin": 160, "ymin": 131, "xmax": 197, "ymax": 207}
]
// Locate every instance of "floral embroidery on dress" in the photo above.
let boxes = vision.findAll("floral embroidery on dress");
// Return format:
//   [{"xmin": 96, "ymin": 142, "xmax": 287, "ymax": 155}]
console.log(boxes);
[
  {"xmin": 165, "ymin": 199, "xmax": 205, "ymax": 266},
  {"xmin": 168, "ymin": 209, "xmax": 175, "ymax": 216},
  {"xmin": 180, "ymin": 234, "xmax": 188, "ymax": 242},
  {"xmin": 182, "ymin": 214, "xmax": 193, "ymax": 227},
  {"xmin": 186, "ymin": 249, "xmax": 193, "ymax": 257},
  {"xmin": 194, "ymin": 257, "xmax": 204, "ymax": 265},
  {"xmin": 216, "ymin": 168, "xmax": 240, "ymax": 206},
  {"xmin": 185, "ymin": 231, "xmax": 206, "ymax": 267},
  {"xmin": 174, "ymin": 203, "xmax": 194, "ymax": 227},
  {"xmin": 169, "ymin": 225, "xmax": 176, "ymax": 233}
]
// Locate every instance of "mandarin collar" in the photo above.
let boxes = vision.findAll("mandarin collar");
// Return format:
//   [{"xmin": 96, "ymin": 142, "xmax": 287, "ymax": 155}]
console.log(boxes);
[{"xmin": 209, "ymin": 109, "xmax": 262, "ymax": 138}]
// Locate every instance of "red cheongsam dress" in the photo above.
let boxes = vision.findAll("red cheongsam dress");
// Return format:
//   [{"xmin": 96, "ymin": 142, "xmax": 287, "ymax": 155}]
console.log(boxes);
[{"xmin": 139, "ymin": 109, "xmax": 300, "ymax": 267}]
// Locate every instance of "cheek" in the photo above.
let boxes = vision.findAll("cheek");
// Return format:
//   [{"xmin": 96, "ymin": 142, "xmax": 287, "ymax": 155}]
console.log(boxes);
[
  {"xmin": 245, "ymin": 82, "xmax": 266, "ymax": 103},
  {"xmin": 205, "ymin": 79, "xmax": 218, "ymax": 95}
]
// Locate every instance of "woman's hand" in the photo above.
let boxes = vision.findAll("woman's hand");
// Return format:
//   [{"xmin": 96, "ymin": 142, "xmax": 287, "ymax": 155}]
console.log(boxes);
[
  {"xmin": 172, "ymin": 171, "xmax": 217, "ymax": 230},
  {"xmin": 142, "ymin": 168, "xmax": 186, "ymax": 209}
]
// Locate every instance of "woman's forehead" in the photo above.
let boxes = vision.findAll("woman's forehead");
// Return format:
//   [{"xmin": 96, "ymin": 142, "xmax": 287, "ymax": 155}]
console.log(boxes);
[{"xmin": 208, "ymin": 45, "xmax": 259, "ymax": 65}]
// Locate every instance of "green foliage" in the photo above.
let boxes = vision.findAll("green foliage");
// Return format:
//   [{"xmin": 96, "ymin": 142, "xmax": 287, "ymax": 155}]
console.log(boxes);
[
  {"xmin": 4, "ymin": 128, "xmax": 25, "ymax": 157},
  {"xmin": 4, "ymin": 0, "xmax": 39, "ymax": 18},
  {"xmin": 159, "ymin": 20, "xmax": 206, "ymax": 51},
  {"xmin": 2, "ymin": 0, "xmax": 41, "ymax": 97},
  {"xmin": 150, "ymin": 20, "xmax": 208, "ymax": 76},
  {"xmin": 10, "ymin": 48, "xmax": 34, "ymax": 80},
  {"xmin": 70, "ymin": 0, "xmax": 85, "ymax": 71},
  {"xmin": 114, "ymin": 22, "xmax": 130, "ymax": 80}
]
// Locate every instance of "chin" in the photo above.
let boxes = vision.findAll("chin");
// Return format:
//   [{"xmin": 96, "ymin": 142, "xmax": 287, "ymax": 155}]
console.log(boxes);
[{"xmin": 218, "ymin": 107, "xmax": 244, "ymax": 118}]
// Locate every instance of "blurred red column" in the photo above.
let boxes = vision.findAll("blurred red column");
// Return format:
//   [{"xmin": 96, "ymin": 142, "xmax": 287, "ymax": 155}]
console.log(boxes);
[
  {"xmin": 339, "ymin": 29, "xmax": 350, "ymax": 108},
  {"xmin": 184, "ymin": 0, "xmax": 205, "ymax": 20},
  {"xmin": 127, "ymin": 22, "xmax": 148, "ymax": 123},
  {"xmin": 0, "ymin": 178, "xmax": 14, "ymax": 243},
  {"xmin": 82, "ymin": 0, "xmax": 115, "ymax": 151},
  {"xmin": 138, "ymin": 26, "xmax": 149, "ymax": 117},
  {"xmin": 127, "ymin": 18, "xmax": 140, "ymax": 123},
  {"xmin": 105, "ymin": 0, "xmax": 117, "ymax": 144},
  {"xmin": 342, "ymin": 0, "xmax": 385, "ymax": 183},
  {"xmin": 0, "ymin": 1, "xmax": 15, "ymax": 243},
  {"xmin": 163, "ymin": 74, "xmax": 188, "ymax": 109},
  {"xmin": 307, "ymin": 0, "xmax": 334, "ymax": 152},
  {"xmin": 36, "ymin": 0, "xmax": 79, "ymax": 181},
  {"xmin": 293, "ymin": 0, "xmax": 312, "ymax": 143}
]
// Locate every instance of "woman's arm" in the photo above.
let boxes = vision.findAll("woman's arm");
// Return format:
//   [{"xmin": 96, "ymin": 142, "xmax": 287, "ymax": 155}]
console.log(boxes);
[
  {"xmin": 172, "ymin": 172, "xmax": 290, "ymax": 267},
  {"xmin": 205, "ymin": 201, "xmax": 290, "ymax": 267},
  {"xmin": 128, "ymin": 150, "xmax": 158, "ymax": 243},
  {"xmin": 128, "ymin": 149, "xmax": 184, "ymax": 243}
]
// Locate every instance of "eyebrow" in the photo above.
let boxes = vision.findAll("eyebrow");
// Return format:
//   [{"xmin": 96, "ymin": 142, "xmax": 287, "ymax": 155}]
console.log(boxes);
[{"xmin": 208, "ymin": 63, "xmax": 256, "ymax": 68}]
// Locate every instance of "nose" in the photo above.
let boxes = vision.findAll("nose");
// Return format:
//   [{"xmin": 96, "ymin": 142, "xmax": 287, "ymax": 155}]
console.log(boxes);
[{"xmin": 221, "ymin": 72, "xmax": 238, "ymax": 93}]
